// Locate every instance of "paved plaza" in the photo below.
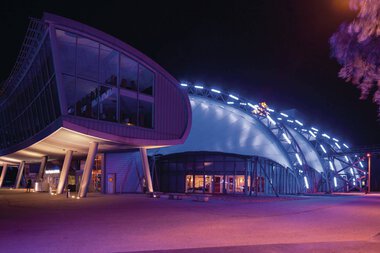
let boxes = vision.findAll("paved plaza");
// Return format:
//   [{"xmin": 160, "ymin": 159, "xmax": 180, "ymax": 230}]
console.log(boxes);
[{"xmin": 1, "ymin": 189, "xmax": 380, "ymax": 252}]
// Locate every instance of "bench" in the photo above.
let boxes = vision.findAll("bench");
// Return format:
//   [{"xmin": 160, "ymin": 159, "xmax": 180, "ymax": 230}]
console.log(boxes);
[
  {"xmin": 191, "ymin": 194, "xmax": 212, "ymax": 202},
  {"xmin": 168, "ymin": 193, "xmax": 187, "ymax": 200},
  {"xmin": 146, "ymin": 192, "xmax": 163, "ymax": 198}
]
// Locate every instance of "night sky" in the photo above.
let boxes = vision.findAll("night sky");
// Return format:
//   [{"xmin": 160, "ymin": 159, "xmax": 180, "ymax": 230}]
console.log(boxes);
[{"xmin": 1, "ymin": 0, "xmax": 379, "ymax": 146}]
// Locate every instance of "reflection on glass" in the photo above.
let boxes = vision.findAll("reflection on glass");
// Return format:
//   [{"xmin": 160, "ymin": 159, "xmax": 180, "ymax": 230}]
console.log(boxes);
[
  {"xmin": 120, "ymin": 95, "xmax": 137, "ymax": 126},
  {"xmin": 62, "ymin": 74, "xmax": 76, "ymax": 115},
  {"xmin": 99, "ymin": 86, "xmax": 117, "ymax": 122},
  {"xmin": 76, "ymin": 78, "xmax": 99, "ymax": 119},
  {"xmin": 56, "ymin": 30, "xmax": 76, "ymax": 75},
  {"xmin": 100, "ymin": 45, "xmax": 118, "ymax": 86},
  {"xmin": 138, "ymin": 65, "xmax": 154, "ymax": 95},
  {"xmin": 77, "ymin": 37, "xmax": 99, "ymax": 81},
  {"xmin": 55, "ymin": 29, "xmax": 155, "ymax": 128},
  {"xmin": 120, "ymin": 54, "xmax": 138, "ymax": 91},
  {"xmin": 138, "ymin": 100, "xmax": 153, "ymax": 128}
]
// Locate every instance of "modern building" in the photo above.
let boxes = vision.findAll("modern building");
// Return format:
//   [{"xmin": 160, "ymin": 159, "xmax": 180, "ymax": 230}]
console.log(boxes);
[
  {"xmin": 0, "ymin": 13, "xmax": 367, "ymax": 197},
  {"xmin": 150, "ymin": 86, "xmax": 368, "ymax": 195},
  {"xmin": 0, "ymin": 13, "xmax": 191, "ymax": 197}
]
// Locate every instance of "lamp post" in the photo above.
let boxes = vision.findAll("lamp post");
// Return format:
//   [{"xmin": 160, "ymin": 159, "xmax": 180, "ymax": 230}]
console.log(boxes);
[{"xmin": 367, "ymin": 153, "xmax": 371, "ymax": 193}]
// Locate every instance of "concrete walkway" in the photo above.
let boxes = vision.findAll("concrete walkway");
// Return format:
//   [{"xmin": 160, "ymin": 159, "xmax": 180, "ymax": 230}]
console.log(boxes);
[{"xmin": 1, "ymin": 189, "xmax": 380, "ymax": 253}]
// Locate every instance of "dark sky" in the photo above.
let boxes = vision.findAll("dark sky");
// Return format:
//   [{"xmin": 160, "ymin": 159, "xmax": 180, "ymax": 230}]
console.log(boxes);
[{"xmin": 1, "ymin": 0, "xmax": 379, "ymax": 146}]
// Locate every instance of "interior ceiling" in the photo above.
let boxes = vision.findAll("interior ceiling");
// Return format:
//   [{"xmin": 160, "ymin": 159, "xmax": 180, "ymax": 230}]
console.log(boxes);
[{"xmin": 0, "ymin": 127, "xmax": 141, "ymax": 164}]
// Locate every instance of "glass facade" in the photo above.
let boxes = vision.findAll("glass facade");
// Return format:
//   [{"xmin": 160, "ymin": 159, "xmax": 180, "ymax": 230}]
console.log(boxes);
[
  {"xmin": 156, "ymin": 152, "xmax": 298, "ymax": 195},
  {"xmin": 0, "ymin": 35, "xmax": 60, "ymax": 149},
  {"xmin": 56, "ymin": 29, "xmax": 154, "ymax": 128}
]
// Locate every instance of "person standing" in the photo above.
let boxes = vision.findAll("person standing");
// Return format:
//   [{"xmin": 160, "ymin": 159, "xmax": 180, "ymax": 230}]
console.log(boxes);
[{"xmin": 26, "ymin": 178, "xmax": 32, "ymax": 193}]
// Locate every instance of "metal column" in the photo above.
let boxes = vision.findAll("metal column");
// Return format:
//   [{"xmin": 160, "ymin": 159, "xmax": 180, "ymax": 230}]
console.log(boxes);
[
  {"xmin": 37, "ymin": 156, "xmax": 48, "ymax": 181},
  {"xmin": 0, "ymin": 163, "xmax": 8, "ymax": 187},
  {"xmin": 78, "ymin": 142, "xmax": 98, "ymax": 198},
  {"xmin": 15, "ymin": 161, "xmax": 25, "ymax": 189},
  {"xmin": 57, "ymin": 150, "xmax": 73, "ymax": 194},
  {"xmin": 140, "ymin": 148, "xmax": 153, "ymax": 193}
]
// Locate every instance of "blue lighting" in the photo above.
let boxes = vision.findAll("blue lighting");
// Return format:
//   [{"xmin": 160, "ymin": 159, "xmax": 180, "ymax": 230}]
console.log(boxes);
[
  {"xmin": 333, "ymin": 138, "xmax": 339, "ymax": 142},
  {"xmin": 180, "ymin": 83, "xmax": 188, "ymax": 87},
  {"xmin": 227, "ymin": 101, "xmax": 234, "ymax": 105},
  {"xmin": 343, "ymin": 143, "xmax": 349, "ymax": 149},
  {"xmin": 329, "ymin": 161, "xmax": 335, "ymax": 171},
  {"xmin": 267, "ymin": 108, "xmax": 274, "ymax": 112},
  {"xmin": 335, "ymin": 142, "xmax": 341, "ymax": 149},
  {"xmin": 194, "ymin": 85, "xmax": 204, "ymax": 89},
  {"xmin": 295, "ymin": 120, "xmax": 303, "ymax": 126},
  {"xmin": 295, "ymin": 153, "xmax": 303, "ymax": 165},
  {"xmin": 280, "ymin": 113, "xmax": 288, "ymax": 117},
  {"xmin": 322, "ymin": 133, "xmax": 331, "ymax": 139},
  {"xmin": 309, "ymin": 130, "xmax": 316, "ymax": 137},
  {"xmin": 311, "ymin": 127, "xmax": 319, "ymax": 132},
  {"xmin": 334, "ymin": 177, "xmax": 338, "ymax": 187},
  {"xmin": 267, "ymin": 115, "xmax": 276, "ymax": 125},
  {"xmin": 211, "ymin": 89, "xmax": 221, "ymax": 93},
  {"xmin": 287, "ymin": 119, "xmax": 294, "ymax": 123},
  {"xmin": 229, "ymin": 94, "xmax": 239, "ymax": 100},
  {"xmin": 282, "ymin": 133, "xmax": 291, "ymax": 144},
  {"xmin": 277, "ymin": 117, "xmax": 283, "ymax": 120},
  {"xmin": 304, "ymin": 176, "xmax": 309, "ymax": 189},
  {"xmin": 247, "ymin": 103, "xmax": 255, "ymax": 109},
  {"xmin": 320, "ymin": 144, "xmax": 327, "ymax": 153}
]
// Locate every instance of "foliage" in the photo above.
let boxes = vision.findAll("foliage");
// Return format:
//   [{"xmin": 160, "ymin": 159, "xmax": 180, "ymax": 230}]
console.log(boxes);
[{"xmin": 330, "ymin": 0, "xmax": 380, "ymax": 115}]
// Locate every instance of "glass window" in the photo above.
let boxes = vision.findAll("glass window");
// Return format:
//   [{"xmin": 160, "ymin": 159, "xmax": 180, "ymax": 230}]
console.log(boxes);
[
  {"xmin": 138, "ymin": 100, "xmax": 153, "ymax": 128},
  {"xmin": 138, "ymin": 65, "xmax": 154, "ymax": 96},
  {"xmin": 76, "ymin": 37, "xmax": 99, "ymax": 81},
  {"xmin": 100, "ymin": 45, "xmax": 118, "ymax": 87},
  {"xmin": 120, "ymin": 54, "xmax": 138, "ymax": 91},
  {"xmin": 75, "ymin": 78, "xmax": 99, "ymax": 119},
  {"xmin": 99, "ymin": 86, "xmax": 117, "ymax": 122},
  {"xmin": 62, "ymin": 75, "xmax": 76, "ymax": 115},
  {"xmin": 120, "ymin": 94, "xmax": 138, "ymax": 126},
  {"xmin": 56, "ymin": 30, "xmax": 76, "ymax": 75}
]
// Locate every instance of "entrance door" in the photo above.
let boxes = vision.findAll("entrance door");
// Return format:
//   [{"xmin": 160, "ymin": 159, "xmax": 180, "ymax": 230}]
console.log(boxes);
[
  {"xmin": 213, "ymin": 175, "xmax": 223, "ymax": 193},
  {"xmin": 226, "ymin": 176, "xmax": 234, "ymax": 193},
  {"xmin": 107, "ymin": 173, "xmax": 116, "ymax": 194}
]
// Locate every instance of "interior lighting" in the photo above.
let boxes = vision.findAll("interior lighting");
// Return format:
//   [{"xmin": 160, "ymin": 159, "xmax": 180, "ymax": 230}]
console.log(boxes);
[
  {"xmin": 227, "ymin": 101, "xmax": 234, "ymax": 105},
  {"xmin": 180, "ymin": 83, "xmax": 188, "ymax": 87},
  {"xmin": 350, "ymin": 168, "xmax": 354, "ymax": 176},
  {"xmin": 295, "ymin": 120, "xmax": 303, "ymax": 126},
  {"xmin": 343, "ymin": 143, "xmax": 349, "ymax": 149},
  {"xmin": 194, "ymin": 85, "xmax": 204, "ymax": 89},
  {"xmin": 329, "ymin": 161, "xmax": 335, "ymax": 171},
  {"xmin": 320, "ymin": 144, "xmax": 327, "ymax": 153},
  {"xmin": 277, "ymin": 117, "xmax": 283, "ymax": 120},
  {"xmin": 240, "ymin": 102, "xmax": 247, "ymax": 105},
  {"xmin": 267, "ymin": 115, "xmax": 276, "ymax": 125},
  {"xmin": 287, "ymin": 119, "xmax": 294, "ymax": 123},
  {"xmin": 247, "ymin": 103, "xmax": 255, "ymax": 109},
  {"xmin": 211, "ymin": 89, "xmax": 221, "ymax": 93},
  {"xmin": 282, "ymin": 133, "xmax": 291, "ymax": 144},
  {"xmin": 304, "ymin": 176, "xmax": 309, "ymax": 189},
  {"xmin": 280, "ymin": 113, "xmax": 289, "ymax": 117},
  {"xmin": 267, "ymin": 108, "xmax": 274, "ymax": 112},
  {"xmin": 45, "ymin": 169, "xmax": 60, "ymax": 174},
  {"xmin": 322, "ymin": 133, "xmax": 331, "ymax": 139},
  {"xmin": 309, "ymin": 130, "xmax": 316, "ymax": 137},
  {"xmin": 334, "ymin": 177, "xmax": 338, "ymax": 187},
  {"xmin": 359, "ymin": 161, "xmax": 364, "ymax": 168},
  {"xmin": 229, "ymin": 94, "xmax": 239, "ymax": 100},
  {"xmin": 301, "ymin": 129, "xmax": 307, "ymax": 132},
  {"xmin": 295, "ymin": 153, "xmax": 303, "ymax": 165},
  {"xmin": 344, "ymin": 156, "xmax": 349, "ymax": 162},
  {"xmin": 333, "ymin": 138, "xmax": 339, "ymax": 142},
  {"xmin": 335, "ymin": 143, "xmax": 341, "ymax": 149},
  {"xmin": 311, "ymin": 127, "xmax": 319, "ymax": 132}
]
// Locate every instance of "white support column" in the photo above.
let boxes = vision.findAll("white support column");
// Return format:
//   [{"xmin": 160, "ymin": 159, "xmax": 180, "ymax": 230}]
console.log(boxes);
[
  {"xmin": 15, "ymin": 161, "xmax": 25, "ymax": 189},
  {"xmin": 0, "ymin": 163, "xmax": 8, "ymax": 188},
  {"xmin": 37, "ymin": 156, "xmax": 48, "ymax": 181},
  {"xmin": 78, "ymin": 142, "xmax": 98, "ymax": 198},
  {"xmin": 57, "ymin": 150, "xmax": 73, "ymax": 194},
  {"xmin": 140, "ymin": 148, "xmax": 153, "ymax": 193}
]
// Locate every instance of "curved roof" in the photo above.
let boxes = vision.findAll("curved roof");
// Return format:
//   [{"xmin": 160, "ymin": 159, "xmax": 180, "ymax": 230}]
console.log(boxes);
[
  {"xmin": 151, "ymin": 96, "xmax": 293, "ymax": 169},
  {"xmin": 287, "ymin": 127, "xmax": 324, "ymax": 173}
]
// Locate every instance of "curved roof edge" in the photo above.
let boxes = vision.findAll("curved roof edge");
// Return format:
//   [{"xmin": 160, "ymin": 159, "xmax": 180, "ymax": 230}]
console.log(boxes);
[
  {"xmin": 42, "ymin": 13, "xmax": 179, "ymax": 86},
  {"xmin": 151, "ymin": 96, "xmax": 293, "ymax": 169}
]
